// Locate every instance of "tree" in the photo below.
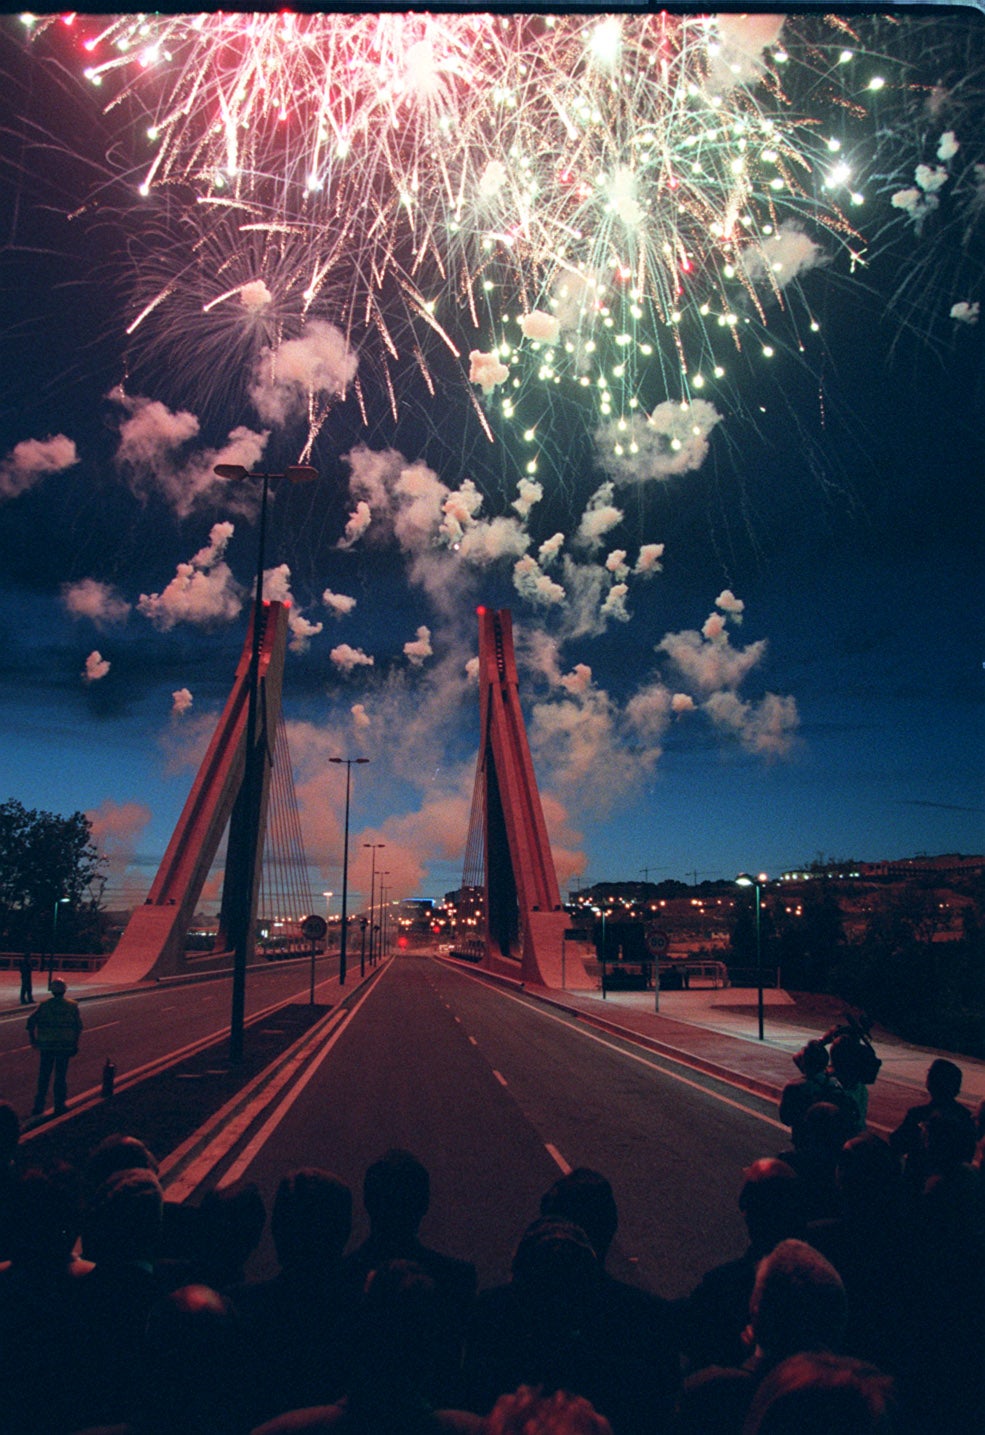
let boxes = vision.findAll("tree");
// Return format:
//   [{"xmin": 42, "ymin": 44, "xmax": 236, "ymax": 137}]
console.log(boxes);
[{"xmin": 0, "ymin": 798, "xmax": 105, "ymax": 952}]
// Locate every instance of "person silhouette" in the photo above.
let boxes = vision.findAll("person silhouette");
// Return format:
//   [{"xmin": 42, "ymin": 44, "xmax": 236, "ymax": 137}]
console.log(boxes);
[{"xmin": 26, "ymin": 977, "xmax": 82, "ymax": 1117}]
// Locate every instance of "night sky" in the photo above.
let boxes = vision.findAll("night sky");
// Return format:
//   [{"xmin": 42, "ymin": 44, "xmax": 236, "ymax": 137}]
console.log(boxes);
[{"xmin": 0, "ymin": 8, "xmax": 982, "ymax": 915}]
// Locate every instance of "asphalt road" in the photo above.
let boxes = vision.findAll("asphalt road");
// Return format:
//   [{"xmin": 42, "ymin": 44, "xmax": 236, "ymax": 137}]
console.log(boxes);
[
  {"xmin": 0, "ymin": 955, "xmax": 343, "ymax": 1116},
  {"xmin": 228, "ymin": 955, "xmax": 789, "ymax": 1301}
]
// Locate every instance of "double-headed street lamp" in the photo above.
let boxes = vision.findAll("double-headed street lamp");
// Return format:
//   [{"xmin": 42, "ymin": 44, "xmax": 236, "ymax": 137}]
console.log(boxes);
[
  {"xmin": 736, "ymin": 872, "xmax": 768, "ymax": 1040},
  {"xmin": 363, "ymin": 843, "xmax": 385, "ymax": 970},
  {"xmin": 329, "ymin": 757, "xmax": 369, "ymax": 985},
  {"xmin": 213, "ymin": 462, "xmax": 317, "ymax": 1062}
]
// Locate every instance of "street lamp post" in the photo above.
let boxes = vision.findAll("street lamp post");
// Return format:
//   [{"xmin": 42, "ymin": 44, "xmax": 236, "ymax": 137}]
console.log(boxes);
[
  {"xmin": 214, "ymin": 461, "xmax": 317, "ymax": 1063},
  {"xmin": 363, "ymin": 843, "xmax": 385, "ymax": 971},
  {"xmin": 736, "ymin": 872, "xmax": 767, "ymax": 1040},
  {"xmin": 378, "ymin": 874, "xmax": 390, "ymax": 960},
  {"xmin": 329, "ymin": 757, "xmax": 369, "ymax": 985},
  {"xmin": 49, "ymin": 896, "xmax": 69, "ymax": 988}
]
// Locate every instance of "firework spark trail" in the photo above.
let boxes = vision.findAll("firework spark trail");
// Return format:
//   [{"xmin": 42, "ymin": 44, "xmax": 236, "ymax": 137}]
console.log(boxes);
[{"xmin": 22, "ymin": 12, "xmax": 879, "ymax": 451}]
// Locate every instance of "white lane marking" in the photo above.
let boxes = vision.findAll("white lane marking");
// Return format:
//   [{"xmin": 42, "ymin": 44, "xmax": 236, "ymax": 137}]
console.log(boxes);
[
  {"xmin": 182, "ymin": 977, "xmax": 384, "ymax": 1195},
  {"xmin": 545, "ymin": 1143, "xmax": 571, "ymax": 1174},
  {"xmin": 87, "ymin": 1020, "xmax": 120, "ymax": 1032},
  {"xmin": 454, "ymin": 978, "xmax": 787, "ymax": 1130},
  {"xmin": 468, "ymin": 1035, "xmax": 477, "ymax": 1046},
  {"xmin": 493, "ymin": 1070, "xmax": 508, "ymax": 1086}
]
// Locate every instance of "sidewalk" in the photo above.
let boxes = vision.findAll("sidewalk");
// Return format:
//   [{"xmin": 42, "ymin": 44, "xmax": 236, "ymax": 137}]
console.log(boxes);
[{"xmin": 528, "ymin": 980, "xmax": 985, "ymax": 1132}]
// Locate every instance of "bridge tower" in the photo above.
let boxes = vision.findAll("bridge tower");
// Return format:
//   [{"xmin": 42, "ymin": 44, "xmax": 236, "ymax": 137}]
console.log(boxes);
[
  {"xmin": 469, "ymin": 607, "xmax": 592, "ymax": 988},
  {"xmin": 100, "ymin": 601, "xmax": 290, "ymax": 983}
]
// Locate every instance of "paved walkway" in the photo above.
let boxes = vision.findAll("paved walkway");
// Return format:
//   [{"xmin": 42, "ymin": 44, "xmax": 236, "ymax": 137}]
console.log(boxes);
[{"xmin": 4, "ymin": 966, "xmax": 983, "ymax": 1136}]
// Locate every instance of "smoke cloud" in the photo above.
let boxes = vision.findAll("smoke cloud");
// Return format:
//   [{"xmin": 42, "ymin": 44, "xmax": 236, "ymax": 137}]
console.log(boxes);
[
  {"xmin": 83, "ymin": 650, "xmax": 110, "ymax": 683},
  {"xmin": 138, "ymin": 522, "xmax": 243, "ymax": 630},
  {"xmin": 62, "ymin": 578, "xmax": 132, "ymax": 628},
  {"xmin": 0, "ymin": 434, "xmax": 78, "ymax": 500}
]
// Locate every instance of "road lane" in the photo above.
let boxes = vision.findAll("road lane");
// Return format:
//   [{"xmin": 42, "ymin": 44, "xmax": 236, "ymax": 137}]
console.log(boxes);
[{"xmin": 229, "ymin": 956, "xmax": 787, "ymax": 1300}]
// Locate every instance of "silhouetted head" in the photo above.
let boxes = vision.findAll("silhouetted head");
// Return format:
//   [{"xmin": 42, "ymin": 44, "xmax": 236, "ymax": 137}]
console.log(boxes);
[
  {"xmin": 83, "ymin": 1167, "xmax": 164, "ymax": 1265},
  {"xmin": 794, "ymin": 1041, "xmax": 829, "ymax": 1078},
  {"xmin": 197, "ymin": 1182, "xmax": 266, "ymax": 1284},
  {"xmin": 828, "ymin": 1036, "xmax": 864, "ymax": 1086},
  {"xmin": 8, "ymin": 1163, "xmax": 82, "ymax": 1265},
  {"xmin": 743, "ymin": 1351, "xmax": 900, "ymax": 1434},
  {"xmin": 749, "ymin": 1239, "xmax": 847, "ymax": 1363},
  {"xmin": 540, "ymin": 1167, "xmax": 618, "ymax": 1262},
  {"xmin": 271, "ymin": 1168, "xmax": 352, "ymax": 1271},
  {"xmin": 739, "ymin": 1159, "xmax": 805, "ymax": 1252},
  {"xmin": 352, "ymin": 1259, "xmax": 441, "ymax": 1396},
  {"xmin": 84, "ymin": 1133, "xmax": 159, "ymax": 1198},
  {"xmin": 49, "ymin": 978, "xmax": 66, "ymax": 996},
  {"xmin": 511, "ymin": 1217, "xmax": 600, "ymax": 1328},
  {"xmin": 835, "ymin": 1134, "xmax": 902, "ymax": 1217},
  {"xmin": 487, "ymin": 1385, "xmax": 614, "ymax": 1435},
  {"xmin": 142, "ymin": 1285, "xmax": 244, "ymax": 1435},
  {"xmin": 795, "ymin": 1101, "xmax": 853, "ymax": 1154},
  {"xmin": 363, "ymin": 1149, "xmax": 429, "ymax": 1243},
  {"xmin": 0, "ymin": 1101, "xmax": 20, "ymax": 1164},
  {"xmin": 926, "ymin": 1058, "xmax": 963, "ymax": 1103}
]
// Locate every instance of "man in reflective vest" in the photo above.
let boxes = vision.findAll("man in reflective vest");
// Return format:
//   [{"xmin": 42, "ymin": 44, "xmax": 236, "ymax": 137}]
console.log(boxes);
[{"xmin": 27, "ymin": 977, "xmax": 83, "ymax": 1117}]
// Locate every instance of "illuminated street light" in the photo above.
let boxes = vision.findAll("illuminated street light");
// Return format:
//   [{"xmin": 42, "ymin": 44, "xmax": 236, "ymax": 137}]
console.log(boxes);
[
  {"xmin": 736, "ymin": 872, "xmax": 768, "ymax": 1040},
  {"xmin": 214, "ymin": 461, "xmax": 317, "ymax": 1062},
  {"xmin": 363, "ymin": 843, "xmax": 386, "ymax": 972},
  {"xmin": 329, "ymin": 757, "xmax": 369, "ymax": 984}
]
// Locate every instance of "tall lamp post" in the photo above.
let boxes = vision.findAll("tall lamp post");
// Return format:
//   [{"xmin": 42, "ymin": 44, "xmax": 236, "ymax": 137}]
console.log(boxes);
[
  {"xmin": 213, "ymin": 461, "xmax": 318, "ymax": 1063},
  {"xmin": 363, "ymin": 843, "xmax": 385, "ymax": 970},
  {"xmin": 378, "ymin": 873, "xmax": 390, "ymax": 960},
  {"xmin": 49, "ymin": 896, "xmax": 69, "ymax": 989},
  {"xmin": 329, "ymin": 757, "xmax": 369, "ymax": 984},
  {"xmin": 736, "ymin": 872, "xmax": 767, "ymax": 1040}
]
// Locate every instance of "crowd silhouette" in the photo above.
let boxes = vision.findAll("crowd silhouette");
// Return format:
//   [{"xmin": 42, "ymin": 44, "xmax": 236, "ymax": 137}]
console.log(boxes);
[{"xmin": 0, "ymin": 1051, "xmax": 982, "ymax": 1435}]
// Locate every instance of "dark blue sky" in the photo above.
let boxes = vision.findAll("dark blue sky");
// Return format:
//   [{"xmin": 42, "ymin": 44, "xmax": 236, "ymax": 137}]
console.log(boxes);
[{"xmin": 0, "ymin": 9, "xmax": 982, "ymax": 910}]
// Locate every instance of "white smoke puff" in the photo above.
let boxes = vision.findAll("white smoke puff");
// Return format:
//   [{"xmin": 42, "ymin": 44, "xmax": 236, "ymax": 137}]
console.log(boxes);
[
  {"xmin": 441, "ymin": 479, "xmax": 484, "ymax": 545},
  {"xmin": 702, "ymin": 611, "xmax": 728, "ymax": 642},
  {"xmin": 0, "ymin": 433, "xmax": 79, "ymax": 500},
  {"xmin": 705, "ymin": 689, "xmax": 799, "ymax": 757},
  {"xmin": 403, "ymin": 625, "xmax": 433, "ymax": 667},
  {"xmin": 539, "ymin": 533, "xmax": 565, "ymax": 566},
  {"xmin": 659, "ymin": 627, "xmax": 767, "ymax": 694},
  {"xmin": 83, "ymin": 650, "xmax": 110, "ymax": 683},
  {"xmin": 937, "ymin": 131, "xmax": 959, "ymax": 162},
  {"xmin": 62, "ymin": 578, "xmax": 131, "ymax": 628},
  {"xmin": 594, "ymin": 401, "xmax": 723, "ymax": 484},
  {"xmin": 707, "ymin": 13, "xmax": 786, "ymax": 91},
  {"xmin": 263, "ymin": 564, "xmax": 323, "ymax": 651},
  {"xmin": 624, "ymin": 684, "xmax": 673, "ymax": 763},
  {"xmin": 194, "ymin": 521, "xmax": 235, "ymax": 568},
  {"xmin": 672, "ymin": 693, "xmax": 696, "ymax": 714},
  {"xmin": 344, "ymin": 444, "xmax": 399, "ymax": 509},
  {"xmin": 576, "ymin": 482, "xmax": 623, "ymax": 549},
  {"xmin": 330, "ymin": 643, "xmax": 374, "ymax": 673},
  {"xmin": 600, "ymin": 582, "xmax": 630, "ymax": 624},
  {"xmin": 519, "ymin": 310, "xmax": 561, "ymax": 345},
  {"xmin": 512, "ymin": 477, "xmax": 543, "ymax": 519},
  {"xmin": 561, "ymin": 664, "xmax": 593, "ymax": 696},
  {"xmin": 339, "ymin": 500, "xmax": 372, "ymax": 549},
  {"xmin": 239, "ymin": 280, "xmax": 273, "ymax": 310},
  {"xmin": 478, "ymin": 159, "xmax": 508, "ymax": 200},
  {"xmin": 716, "ymin": 589, "xmax": 745, "ymax": 619},
  {"xmin": 115, "ymin": 393, "xmax": 199, "ymax": 468},
  {"xmin": 469, "ymin": 349, "xmax": 509, "ymax": 394},
  {"xmin": 465, "ymin": 655, "xmax": 480, "ymax": 683},
  {"xmin": 605, "ymin": 549, "xmax": 629, "ymax": 579},
  {"xmin": 951, "ymin": 301, "xmax": 980, "ymax": 324},
  {"xmin": 250, "ymin": 319, "xmax": 358, "ymax": 426},
  {"xmin": 635, "ymin": 543, "xmax": 664, "ymax": 575},
  {"xmin": 393, "ymin": 461, "xmax": 449, "ymax": 553},
  {"xmin": 915, "ymin": 163, "xmax": 949, "ymax": 193},
  {"xmin": 739, "ymin": 223, "xmax": 824, "ymax": 289},
  {"xmin": 891, "ymin": 188, "xmax": 923, "ymax": 215},
  {"xmin": 171, "ymin": 687, "xmax": 193, "ymax": 716},
  {"xmin": 322, "ymin": 588, "xmax": 357, "ymax": 617},
  {"xmin": 287, "ymin": 612, "xmax": 323, "ymax": 653},
  {"xmin": 559, "ymin": 558, "xmax": 610, "ymax": 639},
  {"xmin": 457, "ymin": 516, "xmax": 529, "ymax": 565},
  {"xmin": 514, "ymin": 555, "xmax": 566, "ymax": 607},
  {"xmin": 351, "ymin": 703, "xmax": 371, "ymax": 730},
  {"xmin": 138, "ymin": 526, "xmax": 243, "ymax": 631}
]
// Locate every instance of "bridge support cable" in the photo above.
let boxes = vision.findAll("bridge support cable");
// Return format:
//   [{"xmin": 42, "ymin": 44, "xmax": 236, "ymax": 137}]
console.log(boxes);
[{"xmin": 257, "ymin": 712, "xmax": 317, "ymax": 957}]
